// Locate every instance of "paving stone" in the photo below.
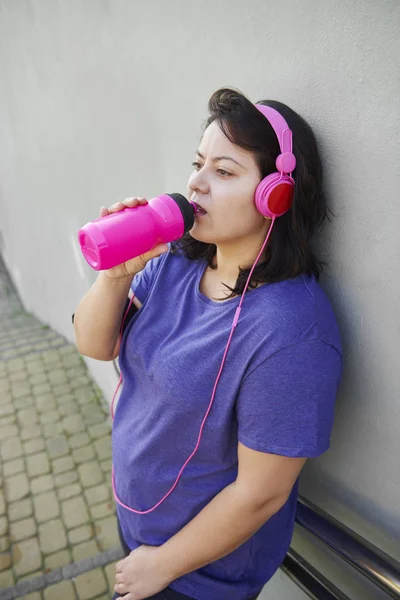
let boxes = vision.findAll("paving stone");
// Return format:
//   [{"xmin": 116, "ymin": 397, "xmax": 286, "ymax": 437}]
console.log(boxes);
[
  {"xmin": 0, "ymin": 516, "xmax": 7, "ymax": 536},
  {"xmin": 52, "ymin": 455, "xmax": 74, "ymax": 474},
  {"xmin": 68, "ymin": 523, "xmax": 94, "ymax": 545},
  {"xmin": 56, "ymin": 392, "xmax": 75, "ymax": 405},
  {"xmin": 70, "ymin": 375, "xmax": 90, "ymax": 389},
  {"xmin": 14, "ymin": 395, "xmax": 34, "ymax": 409},
  {"xmin": 35, "ymin": 393, "xmax": 56, "ymax": 413},
  {"xmin": 93, "ymin": 436, "xmax": 112, "ymax": 460},
  {"xmin": 17, "ymin": 406, "xmax": 38, "ymax": 426},
  {"xmin": 0, "ymin": 567, "xmax": 14, "ymax": 587},
  {"xmin": 39, "ymin": 519, "xmax": 68, "ymax": 554},
  {"xmin": 26, "ymin": 361, "xmax": 44, "ymax": 375},
  {"xmin": 0, "ymin": 390, "xmax": 11, "ymax": 406},
  {"xmin": 90, "ymin": 501, "xmax": 114, "ymax": 520},
  {"xmin": 41, "ymin": 349, "xmax": 61, "ymax": 364},
  {"xmin": 0, "ymin": 408, "xmax": 16, "ymax": 425},
  {"xmin": 82, "ymin": 406, "xmax": 106, "ymax": 427},
  {"xmin": 23, "ymin": 437, "xmax": 45, "ymax": 455},
  {"xmin": 68, "ymin": 431, "xmax": 90, "ymax": 449},
  {"xmin": 0, "ymin": 413, "xmax": 16, "ymax": 427},
  {"xmin": 104, "ymin": 562, "xmax": 118, "ymax": 594},
  {"xmin": 0, "ymin": 490, "xmax": 5, "ymax": 515},
  {"xmin": 62, "ymin": 496, "xmax": 89, "ymax": 529},
  {"xmin": 46, "ymin": 435, "xmax": 69, "ymax": 458},
  {"xmin": 59, "ymin": 345, "xmax": 76, "ymax": 356},
  {"xmin": 32, "ymin": 383, "xmax": 52, "ymax": 396},
  {"xmin": 3, "ymin": 457, "xmax": 24, "ymax": 477},
  {"xmin": 100, "ymin": 458, "xmax": 112, "ymax": 474},
  {"xmin": 1, "ymin": 437, "xmax": 22, "ymax": 460},
  {"xmin": 8, "ymin": 498, "xmax": 33, "ymax": 521},
  {"xmin": 13, "ymin": 537, "xmax": 41, "ymax": 576},
  {"xmin": 26, "ymin": 452, "xmax": 50, "ymax": 477},
  {"xmin": 5, "ymin": 358, "xmax": 25, "ymax": 373},
  {"xmin": 23, "ymin": 593, "xmax": 42, "ymax": 600},
  {"xmin": 33, "ymin": 490, "xmax": 60, "ymax": 523},
  {"xmin": 62, "ymin": 414, "xmax": 85, "ymax": 434},
  {"xmin": 0, "ymin": 535, "xmax": 10, "ymax": 552},
  {"xmin": 52, "ymin": 383, "xmax": 72, "ymax": 396},
  {"xmin": 74, "ymin": 386, "xmax": 96, "ymax": 405},
  {"xmin": 40, "ymin": 409, "xmax": 60, "ymax": 425},
  {"xmin": 84, "ymin": 484, "xmax": 109, "ymax": 506},
  {"xmin": 20, "ymin": 424, "xmax": 42, "ymax": 440},
  {"xmin": 62, "ymin": 354, "xmax": 82, "ymax": 368},
  {"xmin": 0, "ymin": 378, "xmax": 10, "ymax": 393},
  {"xmin": 29, "ymin": 372, "xmax": 48, "ymax": 385},
  {"xmin": 58, "ymin": 400, "xmax": 79, "ymax": 417},
  {"xmin": 54, "ymin": 470, "xmax": 78, "ymax": 488},
  {"xmin": 5, "ymin": 472, "xmax": 29, "ymax": 502},
  {"xmin": 72, "ymin": 539, "xmax": 99, "ymax": 562},
  {"xmin": 72, "ymin": 444, "xmax": 95, "ymax": 464},
  {"xmin": 58, "ymin": 483, "xmax": 82, "ymax": 501},
  {"xmin": 95, "ymin": 515, "xmax": 120, "ymax": 551},
  {"xmin": 47, "ymin": 370, "xmax": 68, "ymax": 385},
  {"xmin": 44, "ymin": 548, "xmax": 71, "ymax": 570},
  {"xmin": 10, "ymin": 517, "xmax": 36, "ymax": 542},
  {"xmin": 9, "ymin": 370, "xmax": 27, "ymax": 382},
  {"xmin": 78, "ymin": 461, "xmax": 103, "ymax": 488},
  {"xmin": 74, "ymin": 567, "xmax": 107, "ymax": 599},
  {"xmin": 31, "ymin": 474, "xmax": 54, "ymax": 495},
  {"xmin": 42, "ymin": 422, "xmax": 64, "ymax": 437},
  {"xmin": 11, "ymin": 382, "xmax": 31, "ymax": 399},
  {"xmin": 0, "ymin": 552, "xmax": 12, "ymax": 571},
  {"xmin": 44, "ymin": 579, "xmax": 75, "ymax": 600}
]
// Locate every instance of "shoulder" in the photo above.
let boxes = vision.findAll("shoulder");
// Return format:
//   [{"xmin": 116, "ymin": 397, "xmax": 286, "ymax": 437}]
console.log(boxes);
[{"xmin": 242, "ymin": 274, "xmax": 342, "ymax": 358}]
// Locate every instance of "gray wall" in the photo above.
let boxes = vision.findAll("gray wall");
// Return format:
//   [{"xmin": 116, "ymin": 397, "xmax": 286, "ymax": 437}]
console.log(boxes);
[{"xmin": 0, "ymin": 1, "xmax": 399, "ymax": 597}]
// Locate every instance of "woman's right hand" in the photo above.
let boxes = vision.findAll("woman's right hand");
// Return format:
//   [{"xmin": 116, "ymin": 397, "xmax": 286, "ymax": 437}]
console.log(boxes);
[{"xmin": 98, "ymin": 197, "xmax": 169, "ymax": 280}]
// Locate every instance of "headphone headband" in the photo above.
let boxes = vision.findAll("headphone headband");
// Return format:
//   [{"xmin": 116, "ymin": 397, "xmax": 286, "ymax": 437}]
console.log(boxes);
[
  {"xmin": 255, "ymin": 103, "xmax": 296, "ymax": 174},
  {"xmin": 255, "ymin": 103, "xmax": 292, "ymax": 154}
]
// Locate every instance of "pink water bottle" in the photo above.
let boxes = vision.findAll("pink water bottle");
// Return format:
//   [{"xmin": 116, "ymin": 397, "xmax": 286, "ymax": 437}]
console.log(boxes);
[{"xmin": 78, "ymin": 193, "xmax": 196, "ymax": 271}]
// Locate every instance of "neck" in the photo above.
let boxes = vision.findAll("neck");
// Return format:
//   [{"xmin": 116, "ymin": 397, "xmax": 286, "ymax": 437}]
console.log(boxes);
[{"xmin": 212, "ymin": 224, "xmax": 272, "ymax": 285}]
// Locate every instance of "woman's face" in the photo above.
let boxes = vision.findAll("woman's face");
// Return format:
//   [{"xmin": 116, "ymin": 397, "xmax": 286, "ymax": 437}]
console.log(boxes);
[{"xmin": 187, "ymin": 120, "xmax": 268, "ymax": 246}]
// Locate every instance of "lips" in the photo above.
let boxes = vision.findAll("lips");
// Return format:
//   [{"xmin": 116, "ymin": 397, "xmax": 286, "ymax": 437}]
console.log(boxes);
[{"xmin": 193, "ymin": 201, "xmax": 207, "ymax": 215}]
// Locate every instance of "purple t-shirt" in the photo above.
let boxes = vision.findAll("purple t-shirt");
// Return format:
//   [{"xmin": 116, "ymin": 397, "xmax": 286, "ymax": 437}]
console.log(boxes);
[{"xmin": 112, "ymin": 248, "xmax": 342, "ymax": 600}]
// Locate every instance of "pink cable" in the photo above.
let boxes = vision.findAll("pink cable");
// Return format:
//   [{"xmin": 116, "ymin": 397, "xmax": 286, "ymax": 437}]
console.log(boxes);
[{"xmin": 111, "ymin": 218, "xmax": 276, "ymax": 514}]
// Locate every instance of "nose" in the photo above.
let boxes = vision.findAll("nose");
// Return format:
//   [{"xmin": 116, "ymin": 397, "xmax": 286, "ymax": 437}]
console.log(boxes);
[{"xmin": 188, "ymin": 168, "xmax": 209, "ymax": 195}]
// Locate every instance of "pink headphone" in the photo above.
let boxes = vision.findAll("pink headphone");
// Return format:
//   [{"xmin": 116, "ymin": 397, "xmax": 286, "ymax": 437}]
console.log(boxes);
[{"xmin": 254, "ymin": 104, "xmax": 296, "ymax": 219}]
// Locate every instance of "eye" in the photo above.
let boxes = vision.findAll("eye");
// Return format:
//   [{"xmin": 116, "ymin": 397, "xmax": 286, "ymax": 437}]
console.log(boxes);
[
  {"xmin": 217, "ymin": 168, "xmax": 232, "ymax": 177},
  {"xmin": 192, "ymin": 161, "xmax": 202, "ymax": 170}
]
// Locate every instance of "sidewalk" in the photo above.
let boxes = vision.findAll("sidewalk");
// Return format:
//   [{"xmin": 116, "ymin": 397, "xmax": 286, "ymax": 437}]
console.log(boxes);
[{"xmin": 0, "ymin": 256, "xmax": 123, "ymax": 599}]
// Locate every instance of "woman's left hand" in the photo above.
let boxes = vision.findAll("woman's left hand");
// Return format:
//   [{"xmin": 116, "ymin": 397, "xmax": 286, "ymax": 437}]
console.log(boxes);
[{"xmin": 114, "ymin": 544, "xmax": 173, "ymax": 599}]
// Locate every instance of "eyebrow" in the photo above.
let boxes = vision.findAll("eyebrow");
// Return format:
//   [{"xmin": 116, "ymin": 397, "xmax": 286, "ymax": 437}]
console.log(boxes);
[{"xmin": 196, "ymin": 151, "xmax": 246, "ymax": 169}]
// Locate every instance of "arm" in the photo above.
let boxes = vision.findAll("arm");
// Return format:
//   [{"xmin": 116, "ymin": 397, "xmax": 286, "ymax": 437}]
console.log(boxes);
[
  {"xmin": 157, "ymin": 443, "xmax": 306, "ymax": 579},
  {"xmin": 114, "ymin": 445, "xmax": 306, "ymax": 598},
  {"xmin": 73, "ymin": 272, "xmax": 134, "ymax": 361}
]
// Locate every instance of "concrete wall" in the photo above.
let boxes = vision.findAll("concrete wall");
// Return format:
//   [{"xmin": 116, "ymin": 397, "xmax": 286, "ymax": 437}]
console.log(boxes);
[{"xmin": 0, "ymin": 1, "xmax": 399, "ymax": 597}]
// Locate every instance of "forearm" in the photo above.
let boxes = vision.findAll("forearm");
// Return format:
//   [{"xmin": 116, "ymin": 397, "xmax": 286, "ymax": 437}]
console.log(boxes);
[
  {"xmin": 158, "ymin": 481, "xmax": 284, "ymax": 580},
  {"xmin": 74, "ymin": 272, "xmax": 133, "ymax": 360}
]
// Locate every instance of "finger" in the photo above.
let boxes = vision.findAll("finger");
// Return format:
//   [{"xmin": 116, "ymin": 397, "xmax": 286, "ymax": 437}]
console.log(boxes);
[
  {"xmin": 108, "ymin": 201, "xmax": 126, "ymax": 213},
  {"xmin": 114, "ymin": 582, "xmax": 129, "ymax": 594},
  {"xmin": 115, "ymin": 560, "xmax": 124, "ymax": 573},
  {"xmin": 115, "ymin": 573, "xmax": 124, "ymax": 584},
  {"xmin": 99, "ymin": 206, "xmax": 109, "ymax": 218},
  {"xmin": 122, "ymin": 197, "xmax": 148, "ymax": 208},
  {"xmin": 121, "ymin": 594, "xmax": 132, "ymax": 600}
]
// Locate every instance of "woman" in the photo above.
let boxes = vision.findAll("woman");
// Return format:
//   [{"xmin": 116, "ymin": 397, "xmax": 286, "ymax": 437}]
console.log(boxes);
[{"xmin": 74, "ymin": 88, "xmax": 342, "ymax": 600}]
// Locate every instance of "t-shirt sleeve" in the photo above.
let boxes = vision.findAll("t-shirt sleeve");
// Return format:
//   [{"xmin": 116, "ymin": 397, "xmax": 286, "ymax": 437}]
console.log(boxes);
[
  {"xmin": 236, "ymin": 340, "xmax": 342, "ymax": 458},
  {"xmin": 130, "ymin": 251, "xmax": 168, "ymax": 304}
]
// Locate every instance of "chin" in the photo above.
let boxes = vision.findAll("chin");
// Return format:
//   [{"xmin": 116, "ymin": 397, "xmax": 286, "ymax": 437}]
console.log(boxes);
[{"xmin": 189, "ymin": 226, "xmax": 215, "ymax": 245}]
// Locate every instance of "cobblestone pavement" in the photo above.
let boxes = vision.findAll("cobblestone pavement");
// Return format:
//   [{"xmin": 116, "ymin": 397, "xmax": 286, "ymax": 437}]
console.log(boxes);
[{"xmin": 0, "ymin": 256, "xmax": 123, "ymax": 599}]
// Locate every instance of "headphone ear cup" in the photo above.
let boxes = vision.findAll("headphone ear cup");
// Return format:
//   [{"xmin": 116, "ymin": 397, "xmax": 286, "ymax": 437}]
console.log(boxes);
[{"xmin": 255, "ymin": 173, "xmax": 294, "ymax": 218}]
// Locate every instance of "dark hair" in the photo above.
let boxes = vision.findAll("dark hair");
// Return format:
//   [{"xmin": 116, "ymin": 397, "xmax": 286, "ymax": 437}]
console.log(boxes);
[{"xmin": 171, "ymin": 87, "xmax": 329, "ymax": 298}]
